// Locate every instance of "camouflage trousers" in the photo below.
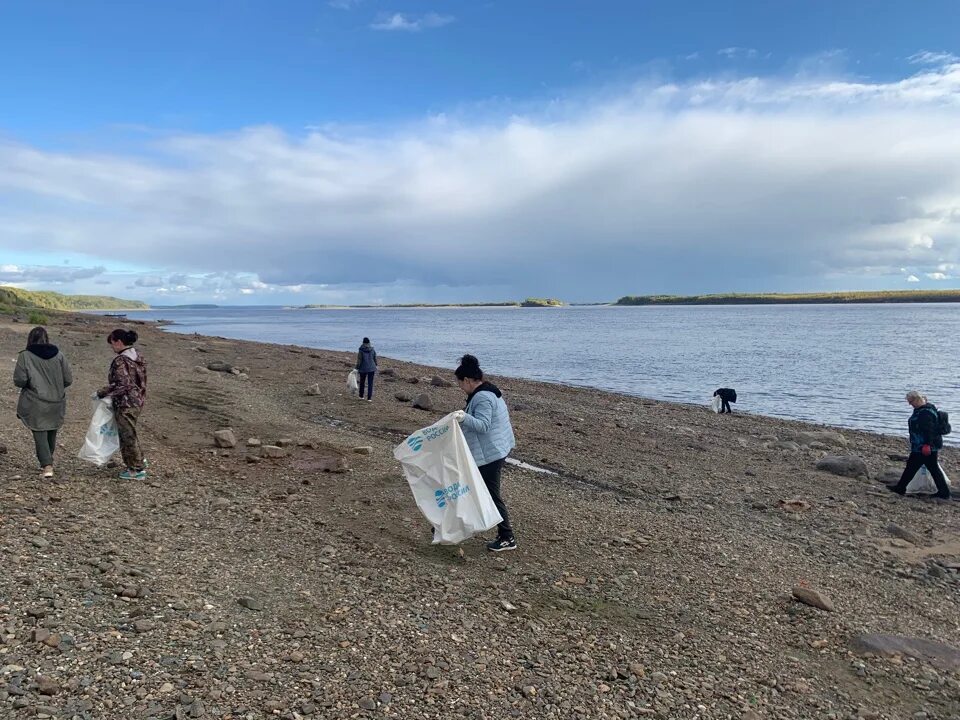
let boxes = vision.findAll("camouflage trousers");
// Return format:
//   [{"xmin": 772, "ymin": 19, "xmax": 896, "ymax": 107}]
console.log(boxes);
[{"xmin": 115, "ymin": 407, "xmax": 144, "ymax": 471}]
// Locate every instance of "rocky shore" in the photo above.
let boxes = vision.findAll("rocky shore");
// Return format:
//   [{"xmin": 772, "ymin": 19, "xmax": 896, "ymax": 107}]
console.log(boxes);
[{"xmin": 1, "ymin": 314, "xmax": 958, "ymax": 720}]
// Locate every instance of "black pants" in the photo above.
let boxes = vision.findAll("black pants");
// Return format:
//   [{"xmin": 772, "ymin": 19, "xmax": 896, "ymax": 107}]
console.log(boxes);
[
  {"xmin": 478, "ymin": 458, "xmax": 512, "ymax": 538},
  {"xmin": 358, "ymin": 372, "xmax": 374, "ymax": 399},
  {"xmin": 32, "ymin": 429, "xmax": 57, "ymax": 467},
  {"xmin": 720, "ymin": 398, "xmax": 732, "ymax": 413},
  {"xmin": 895, "ymin": 451, "xmax": 950, "ymax": 497}
]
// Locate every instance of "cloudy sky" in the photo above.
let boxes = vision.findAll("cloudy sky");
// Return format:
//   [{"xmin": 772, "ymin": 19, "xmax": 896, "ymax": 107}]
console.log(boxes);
[{"xmin": 1, "ymin": 0, "xmax": 959, "ymax": 305}]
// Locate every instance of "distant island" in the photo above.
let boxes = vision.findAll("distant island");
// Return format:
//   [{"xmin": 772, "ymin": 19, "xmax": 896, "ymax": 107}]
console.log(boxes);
[
  {"xmin": 151, "ymin": 304, "xmax": 219, "ymax": 309},
  {"xmin": 302, "ymin": 297, "xmax": 567, "ymax": 309},
  {"xmin": 520, "ymin": 297, "xmax": 564, "ymax": 307},
  {"xmin": 615, "ymin": 290, "xmax": 960, "ymax": 306},
  {"xmin": 0, "ymin": 286, "xmax": 149, "ymax": 315}
]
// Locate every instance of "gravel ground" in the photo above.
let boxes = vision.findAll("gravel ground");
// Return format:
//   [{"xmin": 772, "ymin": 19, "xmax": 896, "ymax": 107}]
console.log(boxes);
[{"xmin": 1, "ymin": 313, "xmax": 958, "ymax": 720}]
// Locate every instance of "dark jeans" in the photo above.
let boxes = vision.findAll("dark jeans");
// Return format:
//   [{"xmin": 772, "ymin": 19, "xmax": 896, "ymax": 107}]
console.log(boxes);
[
  {"xmin": 478, "ymin": 458, "xmax": 513, "ymax": 538},
  {"xmin": 115, "ymin": 407, "xmax": 145, "ymax": 471},
  {"xmin": 32, "ymin": 429, "xmax": 57, "ymax": 467},
  {"xmin": 895, "ymin": 451, "xmax": 950, "ymax": 497},
  {"xmin": 359, "ymin": 372, "xmax": 374, "ymax": 399},
  {"xmin": 720, "ymin": 399, "xmax": 732, "ymax": 413}
]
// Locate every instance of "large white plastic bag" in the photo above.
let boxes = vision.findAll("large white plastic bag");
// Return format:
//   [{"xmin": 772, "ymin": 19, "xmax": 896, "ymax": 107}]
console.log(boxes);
[
  {"xmin": 905, "ymin": 463, "xmax": 952, "ymax": 495},
  {"xmin": 78, "ymin": 397, "xmax": 120, "ymax": 466},
  {"xmin": 393, "ymin": 412, "xmax": 503, "ymax": 544},
  {"xmin": 711, "ymin": 395, "xmax": 722, "ymax": 413},
  {"xmin": 347, "ymin": 369, "xmax": 359, "ymax": 392}
]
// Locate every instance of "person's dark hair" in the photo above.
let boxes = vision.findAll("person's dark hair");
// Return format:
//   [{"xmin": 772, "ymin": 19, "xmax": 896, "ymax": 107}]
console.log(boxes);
[
  {"xmin": 454, "ymin": 354, "xmax": 483, "ymax": 381},
  {"xmin": 107, "ymin": 328, "xmax": 138, "ymax": 346},
  {"xmin": 362, "ymin": 337, "xmax": 370, "ymax": 344},
  {"xmin": 27, "ymin": 326, "xmax": 49, "ymax": 347}
]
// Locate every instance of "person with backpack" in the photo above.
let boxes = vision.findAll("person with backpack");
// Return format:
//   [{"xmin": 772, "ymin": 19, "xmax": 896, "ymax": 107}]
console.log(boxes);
[
  {"xmin": 97, "ymin": 329, "xmax": 148, "ymax": 480},
  {"xmin": 451, "ymin": 354, "xmax": 518, "ymax": 552},
  {"xmin": 13, "ymin": 326, "xmax": 73, "ymax": 479},
  {"xmin": 889, "ymin": 390, "xmax": 950, "ymax": 499},
  {"xmin": 355, "ymin": 337, "xmax": 377, "ymax": 401}
]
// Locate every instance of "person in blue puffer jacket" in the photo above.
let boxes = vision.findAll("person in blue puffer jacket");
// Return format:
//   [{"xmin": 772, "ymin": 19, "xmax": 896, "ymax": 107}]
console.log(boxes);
[
  {"xmin": 452, "ymin": 354, "xmax": 518, "ymax": 552},
  {"xmin": 889, "ymin": 390, "xmax": 949, "ymax": 499}
]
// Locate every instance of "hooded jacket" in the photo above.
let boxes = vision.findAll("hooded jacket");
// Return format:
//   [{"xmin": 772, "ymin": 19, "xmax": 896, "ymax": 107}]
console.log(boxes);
[
  {"xmin": 908, "ymin": 402, "xmax": 943, "ymax": 453},
  {"xmin": 356, "ymin": 343, "xmax": 378, "ymax": 374},
  {"xmin": 14, "ymin": 344, "xmax": 73, "ymax": 431},
  {"xmin": 460, "ymin": 381, "xmax": 516, "ymax": 466},
  {"xmin": 104, "ymin": 347, "xmax": 147, "ymax": 410}
]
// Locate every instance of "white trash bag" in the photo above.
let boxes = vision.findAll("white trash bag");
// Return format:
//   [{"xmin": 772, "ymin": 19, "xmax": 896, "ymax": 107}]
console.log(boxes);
[
  {"xmin": 78, "ymin": 396, "xmax": 120, "ymax": 466},
  {"xmin": 711, "ymin": 395, "xmax": 722, "ymax": 413},
  {"xmin": 905, "ymin": 463, "xmax": 952, "ymax": 495},
  {"xmin": 394, "ymin": 412, "xmax": 503, "ymax": 544},
  {"xmin": 347, "ymin": 369, "xmax": 359, "ymax": 392}
]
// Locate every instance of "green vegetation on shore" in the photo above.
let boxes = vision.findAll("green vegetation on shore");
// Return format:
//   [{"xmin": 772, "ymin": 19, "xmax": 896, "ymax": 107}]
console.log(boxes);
[
  {"xmin": 302, "ymin": 301, "xmax": 522, "ymax": 309},
  {"xmin": 0, "ymin": 286, "xmax": 149, "ymax": 315},
  {"xmin": 520, "ymin": 297, "xmax": 565, "ymax": 307},
  {"xmin": 615, "ymin": 290, "xmax": 960, "ymax": 306}
]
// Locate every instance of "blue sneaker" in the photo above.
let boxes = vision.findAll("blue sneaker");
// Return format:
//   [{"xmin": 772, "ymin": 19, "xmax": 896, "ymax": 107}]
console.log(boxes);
[{"xmin": 119, "ymin": 469, "xmax": 147, "ymax": 481}]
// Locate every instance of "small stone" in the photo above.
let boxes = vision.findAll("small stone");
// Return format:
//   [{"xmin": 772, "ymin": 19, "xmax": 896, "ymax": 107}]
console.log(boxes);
[
  {"xmin": 359, "ymin": 697, "xmax": 377, "ymax": 710},
  {"xmin": 394, "ymin": 392, "xmax": 413, "ymax": 402},
  {"xmin": 213, "ymin": 429, "xmax": 237, "ymax": 448},
  {"xmin": 32, "ymin": 628, "xmax": 51, "ymax": 643},
  {"xmin": 500, "ymin": 600, "xmax": 518, "ymax": 613},
  {"xmin": 238, "ymin": 596, "xmax": 263, "ymax": 611},
  {"xmin": 261, "ymin": 445, "xmax": 286, "ymax": 458},
  {"xmin": 521, "ymin": 686, "xmax": 537, "ymax": 698},
  {"xmin": 37, "ymin": 677, "xmax": 58, "ymax": 696},
  {"xmin": 412, "ymin": 393, "xmax": 435, "ymax": 411},
  {"xmin": 246, "ymin": 438, "xmax": 262, "ymax": 447},
  {"xmin": 792, "ymin": 586, "xmax": 835, "ymax": 612},
  {"xmin": 133, "ymin": 620, "xmax": 155, "ymax": 633},
  {"xmin": 276, "ymin": 438, "xmax": 295, "ymax": 447},
  {"xmin": 159, "ymin": 683, "xmax": 175, "ymax": 693},
  {"xmin": 378, "ymin": 692, "xmax": 392, "ymax": 705},
  {"xmin": 29, "ymin": 537, "xmax": 50, "ymax": 549},
  {"xmin": 42, "ymin": 633, "xmax": 61, "ymax": 648},
  {"xmin": 353, "ymin": 446, "xmax": 373, "ymax": 455},
  {"xmin": 430, "ymin": 375, "xmax": 453, "ymax": 388},
  {"xmin": 425, "ymin": 666, "xmax": 441, "ymax": 679},
  {"xmin": 306, "ymin": 383, "xmax": 321, "ymax": 396}
]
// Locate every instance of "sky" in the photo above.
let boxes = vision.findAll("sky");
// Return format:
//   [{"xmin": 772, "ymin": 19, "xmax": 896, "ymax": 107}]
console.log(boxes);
[{"xmin": 1, "ymin": 0, "xmax": 959, "ymax": 305}]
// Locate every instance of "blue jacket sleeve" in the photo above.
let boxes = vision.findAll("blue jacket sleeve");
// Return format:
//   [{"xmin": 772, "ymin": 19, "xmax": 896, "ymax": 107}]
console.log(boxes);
[{"xmin": 460, "ymin": 393, "xmax": 494, "ymax": 434}]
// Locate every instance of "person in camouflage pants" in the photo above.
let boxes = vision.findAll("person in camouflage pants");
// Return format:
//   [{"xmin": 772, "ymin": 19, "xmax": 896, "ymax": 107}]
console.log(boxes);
[{"xmin": 98, "ymin": 328, "xmax": 148, "ymax": 480}]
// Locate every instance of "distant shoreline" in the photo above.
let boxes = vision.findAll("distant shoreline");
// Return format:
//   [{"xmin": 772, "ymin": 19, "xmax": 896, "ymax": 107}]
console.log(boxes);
[{"xmin": 615, "ymin": 290, "xmax": 960, "ymax": 306}]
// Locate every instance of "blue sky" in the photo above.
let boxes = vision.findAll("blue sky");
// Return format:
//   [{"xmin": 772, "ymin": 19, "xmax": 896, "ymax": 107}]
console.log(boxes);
[{"xmin": 1, "ymin": 1, "xmax": 959, "ymax": 304}]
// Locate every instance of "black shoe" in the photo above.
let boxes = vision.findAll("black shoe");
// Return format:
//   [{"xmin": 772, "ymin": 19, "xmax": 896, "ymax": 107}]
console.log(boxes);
[
  {"xmin": 933, "ymin": 493, "xmax": 951, "ymax": 501},
  {"xmin": 486, "ymin": 536, "xmax": 517, "ymax": 552},
  {"xmin": 886, "ymin": 484, "xmax": 906, "ymax": 496}
]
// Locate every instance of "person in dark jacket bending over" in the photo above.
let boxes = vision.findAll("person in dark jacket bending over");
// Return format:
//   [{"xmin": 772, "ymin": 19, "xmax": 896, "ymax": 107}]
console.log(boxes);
[
  {"xmin": 98, "ymin": 329, "xmax": 148, "ymax": 480},
  {"xmin": 889, "ymin": 390, "xmax": 949, "ymax": 499},
  {"xmin": 713, "ymin": 387, "xmax": 736, "ymax": 414},
  {"xmin": 14, "ymin": 326, "xmax": 73, "ymax": 478},
  {"xmin": 452, "ymin": 354, "xmax": 518, "ymax": 552},
  {"xmin": 355, "ymin": 337, "xmax": 377, "ymax": 401}
]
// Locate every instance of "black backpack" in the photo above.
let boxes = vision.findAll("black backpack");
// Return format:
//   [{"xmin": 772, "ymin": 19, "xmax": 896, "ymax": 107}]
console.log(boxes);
[{"xmin": 937, "ymin": 410, "xmax": 951, "ymax": 435}]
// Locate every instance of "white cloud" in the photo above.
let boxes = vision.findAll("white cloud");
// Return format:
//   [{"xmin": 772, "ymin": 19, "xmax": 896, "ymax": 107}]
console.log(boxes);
[
  {"xmin": 909, "ymin": 51, "xmax": 960, "ymax": 66},
  {"xmin": 0, "ymin": 264, "xmax": 106, "ymax": 283},
  {"xmin": 2, "ymin": 59, "xmax": 960, "ymax": 300},
  {"xmin": 926, "ymin": 272, "xmax": 950, "ymax": 280},
  {"xmin": 328, "ymin": 0, "xmax": 361, "ymax": 8},
  {"xmin": 718, "ymin": 47, "xmax": 758, "ymax": 60},
  {"xmin": 370, "ymin": 12, "xmax": 453, "ymax": 32},
  {"xmin": 907, "ymin": 275, "xmax": 920, "ymax": 282}
]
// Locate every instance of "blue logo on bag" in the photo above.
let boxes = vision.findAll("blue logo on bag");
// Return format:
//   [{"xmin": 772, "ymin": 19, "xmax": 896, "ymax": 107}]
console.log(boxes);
[
  {"xmin": 99, "ymin": 423, "xmax": 118, "ymax": 436},
  {"xmin": 434, "ymin": 481, "xmax": 471, "ymax": 508},
  {"xmin": 407, "ymin": 434, "xmax": 424, "ymax": 452}
]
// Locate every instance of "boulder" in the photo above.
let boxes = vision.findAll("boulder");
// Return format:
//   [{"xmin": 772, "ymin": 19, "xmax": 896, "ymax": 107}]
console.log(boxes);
[
  {"xmin": 246, "ymin": 438, "xmax": 262, "ymax": 447},
  {"xmin": 793, "ymin": 430, "xmax": 849, "ymax": 447},
  {"xmin": 353, "ymin": 446, "xmax": 373, "ymax": 455},
  {"xmin": 380, "ymin": 368, "xmax": 397, "ymax": 377},
  {"xmin": 851, "ymin": 634, "xmax": 960, "ymax": 671},
  {"xmin": 770, "ymin": 440, "xmax": 801, "ymax": 452},
  {"xmin": 412, "ymin": 393, "xmax": 434, "ymax": 411},
  {"xmin": 406, "ymin": 377, "xmax": 420, "ymax": 384},
  {"xmin": 194, "ymin": 365, "xmax": 211, "ymax": 374},
  {"xmin": 431, "ymin": 375, "xmax": 453, "ymax": 388},
  {"xmin": 206, "ymin": 361, "xmax": 233, "ymax": 373},
  {"xmin": 877, "ymin": 467, "xmax": 901, "ymax": 485},
  {"xmin": 394, "ymin": 392, "xmax": 413, "ymax": 402},
  {"xmin": 213, "ymin": 429, "xmax": 237, "ymax": 448},
  {"xmin": 276, "ymin": 438, "xmax": 295, "ymax": 448},
  {"xmin": 262, "ymin": 445, "xmax": 287, "ymax": 459},
  {"xmin": 815, "ymin": 455, "xmax": 869, "ymax": 479}
]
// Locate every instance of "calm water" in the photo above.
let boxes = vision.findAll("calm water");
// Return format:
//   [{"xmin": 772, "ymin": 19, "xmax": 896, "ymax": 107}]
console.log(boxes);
[{"xmin": 115, "ymin": 304, "xmax": 960, "ymax": 444}]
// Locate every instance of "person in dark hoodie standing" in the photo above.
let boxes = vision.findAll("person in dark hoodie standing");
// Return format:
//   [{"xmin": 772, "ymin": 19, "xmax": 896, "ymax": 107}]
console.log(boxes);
[
  {"xmin": 97, "ymin": 329, "xmax": 148, "ymax": 480},
  {"xmin": 889, "ymin": 390, "xmax": 950, "ymax": 499},
  {"xmin": 355, "ymin": 337, "xmax": 377, "ymax": 402},
  {"xmin": 14, "ymin": 326, "xmax": 73, "ymax": 478},
  {"xmin": 452, "ymin": 354, "xmax": 518, "ymax": 552}
]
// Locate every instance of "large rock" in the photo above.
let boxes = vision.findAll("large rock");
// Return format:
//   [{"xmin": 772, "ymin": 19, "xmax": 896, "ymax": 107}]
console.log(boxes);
[
  {"xmin": 851, "ymin": 634, "xmax": 960, "ymax": 670},
  {"xmin": 793, "ymin": 430, "xmax": 849, "ymax": 448},
  {"xmin": 213, "ymin": 429, "xmax": 237, "ymax": 448},
  {"xmin": 431, "ymin": 375, "xmax": 453, "ymax": 388},
  {"xmin": 412, "ymin": 393, "xmax": 434, "ymax": 411},
  {"xmin": 815, "ymin": 455, "xmax": 869, "ymax": 479},
  {"xmin": 206, "ymin": 361, "xmax": 233, "ymax": 373},
  {"xmin": 394, "ymin": 392, "xmax": 413, "ymax": 402},
  {"xmin": 261, "ymin": 445, "xmax": 287, "ymax": 459},
  {"xmin": 877, "ymin": 467, "xmax": 902, "ymax": 485}
]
